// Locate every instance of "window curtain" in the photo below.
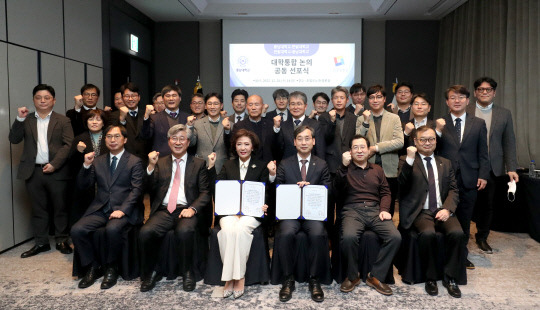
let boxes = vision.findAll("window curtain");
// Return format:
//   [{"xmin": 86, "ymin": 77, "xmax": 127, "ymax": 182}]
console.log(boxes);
[{"xmin": 434, "ymin": 0, "xmax": 539, "ymax": 167}]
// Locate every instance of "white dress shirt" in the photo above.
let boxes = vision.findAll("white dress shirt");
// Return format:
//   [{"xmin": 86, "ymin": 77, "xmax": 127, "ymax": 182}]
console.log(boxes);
[
  {"xmin": 406, "ymin": 153, "xmax": 443, "ymax": 209},
  {"xmin": 35, "ymin": 111, "xmax": 52, "ymax": 164}
]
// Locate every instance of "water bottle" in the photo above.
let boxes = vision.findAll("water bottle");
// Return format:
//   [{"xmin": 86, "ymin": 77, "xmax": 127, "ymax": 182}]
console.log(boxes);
[{"xmin": 530, "ymin": 160, "xmax": 536, "ymax": 178}]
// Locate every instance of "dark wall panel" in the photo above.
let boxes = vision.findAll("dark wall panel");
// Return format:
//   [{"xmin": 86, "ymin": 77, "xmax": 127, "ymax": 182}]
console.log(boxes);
[
  {"xmin": 153, "ymin": 22, "xmax": 199, "ymax": 114},
  {"xmin": 385, "ymin": 21, "xmax": 439, "ymax": 105}
]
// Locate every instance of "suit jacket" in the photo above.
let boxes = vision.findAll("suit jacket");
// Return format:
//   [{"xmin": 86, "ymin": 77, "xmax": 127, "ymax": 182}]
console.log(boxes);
[
  {"xmin": 228, "ymin": 117, "xmax": 278, "ymax": 163},
  {"xmin": 275, "ymin": 155, "xmax": 331, "ymax": 187},
  {"xmin": 147, "ymin": 155, "xmax": 211, "ymax": 220},
  {"xmin": 357, "ymin": 110, "xmax": 404, "ymax": 178},
  {"xmin": 77, "ymin": 151, "xmax": 144, "ymax": 225},
  {"xmin": 111, "ymin": 110, "xmax": 149, "ymax": 160},
  {"xmin": 191, "ymin": 117, "xmax": 228, "ymax": 172},
  {"xmin": 266, "ymin": 109, "xmax": 290, "ymax": 121},
  {"xmin": 319, "ymin": 110, "xmax": 357, "ymax": 174},
  {"xmin": 142, "ymin": 110, "xmax": 189, "ymax": 156},
  {"xmin": 228, "ymin": 112, "xmax": 246, "ymax": 130},
  {"xmin": 436, "ymin": 113, "xmax": 490, "ymax": 189},
  {"xmin": 397, "ymin": 154, "xmax": 459, "ymax": 230},
  {"xmin": 9, "ymin": 111, "xmax": 74, "ymax": 180},
  {"xmin": 346, "ymin": 103, "xmax": 366, "ymax": 115},
  {"xmin": 66, "ymin": 107, "xmax": 114, "ymax": 137},
  {"xmin": 277, "ymin": 116, "xmax": 326, "ymax": 162},
  {"xmin": 387, "ymin": 104, "xmax": 414, "ymax": 122},
  {"xmin": 467, "ymin": 104, "xmax": 518, "ymax": 176},
  {"xmin": 69, "ymin": 131, "xmax": 109, "ymax": 177},
  {"xmin": 208, "ymin": 158, "xmax": 270, "ymax": 223}
]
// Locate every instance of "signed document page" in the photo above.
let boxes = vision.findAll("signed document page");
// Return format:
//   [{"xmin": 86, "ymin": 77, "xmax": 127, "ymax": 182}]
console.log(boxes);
[
  {"xmin": 240, "ymin": 181, "xmax": 265, "ymax": 217},
  {"xmin": 302, "ymin": 185, "xmax": 327, "ymax": 221}
]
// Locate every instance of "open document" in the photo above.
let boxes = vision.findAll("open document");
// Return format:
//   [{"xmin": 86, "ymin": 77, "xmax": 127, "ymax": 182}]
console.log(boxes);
[
  {"xmin": 275, "ymin": 184, "xmax": 327, "ymax": 221},
  {"xmin": 215, "ymin": 180, "xmax": 266, "ymax": 218}
]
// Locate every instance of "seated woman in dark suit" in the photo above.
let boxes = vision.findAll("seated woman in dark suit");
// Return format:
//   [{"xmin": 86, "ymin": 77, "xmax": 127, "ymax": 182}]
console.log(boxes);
[
  {"xmin": 207, "ymin": 129, "xmax": 269, "ymax": 299},
  {"xmin": 69, "ymin": 109, "xmax": 109, "ymax": 223}
]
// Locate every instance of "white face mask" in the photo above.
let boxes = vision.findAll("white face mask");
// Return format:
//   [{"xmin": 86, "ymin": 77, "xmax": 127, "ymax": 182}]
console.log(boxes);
[{"xmin": 507, "ymin": 180, "xmax": 517, "ymax": 202}]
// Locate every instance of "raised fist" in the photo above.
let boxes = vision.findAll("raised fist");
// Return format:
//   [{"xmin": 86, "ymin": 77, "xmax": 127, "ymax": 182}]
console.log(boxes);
[
  {"xmin": 362, "ymin": 109, "xmax": 371, "ymax": 123},
  {"xmin": 354, "ymin": 104, "xmax": 364, "ymax": 116},
  {"xmin": 329, "ymin": 110, "xmax": 336, "ymax": 122},
  {"xmin": 262, "ymin": 104, "xmax": 269, "ymax": 114},
  {"xmin": 342, "ymin": 151, "xmax": 352, "ymax": 166},
  {"xmin": 308, "ymin": 110, "xmax": 317, "ymax": 119},
  {"xmin": 74, "ymin": 95, "xmax": 83, "ymax": 109},
  {"xmin": 77, "ymin": 141, "xmax": 87, "ymax": 153},
  {"xmin": 148, "ymin": 151, "xmax": 159, "ymax": 165},
  {"xmin": 273, "ymin": 115, "xmax": 282, "ymax": 128},
  {"xmin": 267, "ymin": 160, "xmax": 277, "ymax": 176},
  {"xmin": 406, "ymin": 146, "xmax": 417, "ymax": 159},
  {"xmin": 222, "ymin": 117, "xmax": 231, "ymax": 131},
  {"xmin": 144, "ymin": 105, "xmax": 155, "ymax": 119},
  {"xmin": 207, "ymin": 152, "xmax": 216, "ymax": 169},
  {"xmin": 220, "ymin": 110, "xmax": 228, "ymax": 118},
  {"xmin": 436, "ymin": 118, "xmax": 446, "ymax": 132},
  {"xmin": 17, "ymin": 107, "xmax": 29, "ymax": 119},
  {"xmin": 404, "ymin": 122, "xmax": 415, "ymax": 135},
  {"xmin": 84, "ymin": 152, "xmax": 95, "ymax": 166},
  {"xmin": 118, "ymin": 106, "xmax": 129, "ymax": 122}
]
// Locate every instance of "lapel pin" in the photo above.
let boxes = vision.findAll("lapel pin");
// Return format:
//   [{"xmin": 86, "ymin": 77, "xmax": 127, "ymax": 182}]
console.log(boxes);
[{"xmin": 251, "ymin": 164, "xmax": 256, "ymax": 169}]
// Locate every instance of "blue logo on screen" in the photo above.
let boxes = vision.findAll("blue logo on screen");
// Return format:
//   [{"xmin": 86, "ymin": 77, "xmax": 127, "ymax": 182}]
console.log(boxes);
[
  {"xmin": 238, "ymin": 56, "xmax": 248, "ymax": 67},
  {"xmin": 334, "ymin": 57, "xmax": 344, "ymax": 66}
]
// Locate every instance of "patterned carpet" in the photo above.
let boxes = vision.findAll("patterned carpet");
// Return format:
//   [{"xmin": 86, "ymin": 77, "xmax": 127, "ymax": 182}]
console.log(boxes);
[{"xmin": 1, "ymin": 226, "xmax": 539, "ymax": 310}]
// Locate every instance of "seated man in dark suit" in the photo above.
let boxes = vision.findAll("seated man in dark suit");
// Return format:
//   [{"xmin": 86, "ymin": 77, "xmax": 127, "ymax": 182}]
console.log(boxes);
[
  {"xmin": 334, "ymin": 135, "xmax": 401, "ymax": 296},
  {"xmin": 224, "ymin": 94, "xmax": 278, "ymax": 163},
  {"xmin": 141, "ymin": 84, "xmax": 190, "ymax": 156},
  {"xmin": 398, "ymin": 126, "xmax": 464, "ymax": 298},
  {"xmin": 139, "ymin": 124, "xmax": 211, "ymax": 292},
  {"xmin": 274, "ymin": 91, "xmax": 325, "ymax": 161},
  {"xmin": 268, "ymin": 125, "xmax": 330, "ymax": 303},
  {"xmin": 71, "ymin": 125, "xmax": 144, "ymax": 289}
]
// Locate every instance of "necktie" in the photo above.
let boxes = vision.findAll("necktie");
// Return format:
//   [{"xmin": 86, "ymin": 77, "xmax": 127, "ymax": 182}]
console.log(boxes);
[
  {"xmin": 424, "ymin": 157, "xmax": 438, "ymax": 213},
  {"xmin": 300, "ymin": 159, "xmax": 308, "ymax": 181},
  {"xmin": 110, "ymin": 156, "xmax": 117, "ymax": 176},
  {"xmin": 129, "ymin": 111, "xmax": 137, "ymax": 117},
  {"xmin": 294, "ymin": 119, "xmax": 301, "ymax": 127},
  {"xmin": 279, "ymin": 112, "xmax": 284, "ymax": 119},
  {"xmin": 455, "ymin": 118, "xmax": 462, "ymax": 143},
  {"xmin": 170, "ymin": 112, "xmax": 178, "ymax": 118},
  {"xmin": 236, "ymin": 116, "xmax": 242, "ymax": 123},
  {"xmin": 167, "ymin": 158, "xmax": 183, "ymax": 213}
]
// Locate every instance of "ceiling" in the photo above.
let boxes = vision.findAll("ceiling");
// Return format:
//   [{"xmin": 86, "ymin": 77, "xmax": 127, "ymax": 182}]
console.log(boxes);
[{"xmin": 125, "ymin": 0, "xmax": 468, "ymax": 22}]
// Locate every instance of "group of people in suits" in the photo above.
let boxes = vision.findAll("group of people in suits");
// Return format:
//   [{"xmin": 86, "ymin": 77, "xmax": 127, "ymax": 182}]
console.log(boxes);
[{"xmin": 9, "ymin": 76, "xmax": 518, "ymax": 302}]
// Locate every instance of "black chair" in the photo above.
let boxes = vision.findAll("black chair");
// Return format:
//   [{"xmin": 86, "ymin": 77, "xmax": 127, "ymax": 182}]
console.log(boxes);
[
  {"xmin": 72, "ymin": 224, "xmax": 140, "ymax": 280},
  {"xmin": 204, "ymin": 224, "xmax": 270, "ymax": 285},
  {"xmin": 270, "ymin": 229, "xmax": 333, "ymax": 285},
  {"xmin": 331, "ymin": 229, "xmax": 395, "ymax": 284},
  {"xmin": 395, "ymin": 227, "xmax": 467, "ymax": 285}
]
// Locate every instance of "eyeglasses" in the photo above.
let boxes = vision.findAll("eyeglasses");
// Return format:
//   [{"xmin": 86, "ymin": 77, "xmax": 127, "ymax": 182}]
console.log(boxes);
[
  {"xmin": 352, "ymin": 145, "xmax": 367, "ymax": 151},
  {"xmin": 34, "ymin": 96, "xmax": 53, "ymax": 101},
  {"xmin": 123, "ymin": 94, "xmax": 139, "ymax": 99},
  {"xmin": 106, "ymin": 134, "xmax": 123, "ymax": 140},
  {"xmin": 397, "ymin": 90, "xmax": 411, "ymax": 95},
  {"xmin": 448, "ymin": 95, "xmax": 467, "ymax": 101},
  {"xmin": 83, "ymin": 93, "xmax": 98, "ymax": 98},
  {"xmin": 369, "ymin": 95, "xmax": 384, "ymax": 100},
  {"xmin": 206, "ymin": 102, "xmax": 221, "ymax": 106},
  {"xmin": 416, "ymin": 137, "xmax": 436, "ymax": 144},
  {"xmin": 276, "ymin": 96, "xmax": 288, "ymax": 101},
  {"xmin": 170, "ymin": 136, "xmax": 187, "ymax": 142},
  {"xmin": 289, "ymin": 102, "xmax": 305, "ymax": 107},
  {"xmin": 191, "ymin": 101, "xmax": 204, "ymax": 105},
  {"xmin": 295, "ymin": 136, "xmax": 312, "ymax": 142},
  {"xmin": 314, "ymin": 100, "xmax": 328, "ymax": 105},
  {"xmin": 164, "ymin": 94, "xmax": 179, "ymax": 99},
  {"xmin": 476, "ymin": 87, "xmax": 494, "ymax": 93},
  {"xmin": 412, "ymin": 102, "xmax": 429, "ymax": 106}
]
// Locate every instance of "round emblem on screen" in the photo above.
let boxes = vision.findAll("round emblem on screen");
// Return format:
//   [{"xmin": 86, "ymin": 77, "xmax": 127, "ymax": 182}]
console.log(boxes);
[{"xmin": 238, "ymin": 56, "xmax": 248, "ymax": 67}]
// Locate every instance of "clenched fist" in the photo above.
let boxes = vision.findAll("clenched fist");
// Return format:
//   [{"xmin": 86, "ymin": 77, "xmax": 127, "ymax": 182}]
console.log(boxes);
[
  {"xmin": 406, "ymin": 146, "xmax": 417, "ymax": 159},
  {"xmin": 118, "ymin": 106, "xmax": 129, "ymax": 122},
  {"xmin": 207, "ymin": 152, "xmax": 216, "ymax": 169},
  {"xmin": 77, "ymin": 141, "xmax": 87, "ymax": 153},
  {"xmin": 329, "ymin": 110, "xmax": 336, "ymax": 122},
  {"xmin": 262, "ymin": 104, "xmax": 269, "ymax": 114},
  {"xmin": 267, "ymin": 160, "xmax": 277, "ymax": 176},
  {"xmin": 404, "ymin": 122, "xmax": 415, "ymax": 136},
  {"xmin": 222, "ymin": 117, "xmax": 231, "ymax": 131},
  {"xmin": 362, "ymin": 109, "xmax": 371, "ymax": 123},
  {"xmin": 17, "ymin": 107, "xmax": 29, "ymax": 119},
  {"xmin": 144, "ymin": 105, "xmax": 155, "ymax": 119},
  {"xmin": 84, "ymin": 152, "xmax": 95, "ymax": 166},
  {"xmin": 436, "ymin": 118, "xmax": 446, "ymax": 132},
  {"xmin": 186, "ymin": 115, "xmax": 196, "ymax": 126},
  {"xmin": 74, "ymin": 95, "xmax": 83, "ymax": 109},
  {"xmin": 148, "ymin": 151, "xmax": 160, "ymax": 165},
  {"xmin": 273, "ymin": 115, "xmax": 282, "ymax": 129},
  {"xmin": 342, "ymin": 151, "xmax": 352, "ymax": 166}
]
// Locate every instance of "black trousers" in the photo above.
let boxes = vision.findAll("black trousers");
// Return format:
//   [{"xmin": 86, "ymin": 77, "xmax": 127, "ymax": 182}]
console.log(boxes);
[
  {"xmin": 139, "ymin": 207, "xmax": 198, "ymax": 278},
  {"xmin": 475, "ymin": 171, "xmax": 499, "ymax": 241},
  {"xmin": 274, "ymin": 219, "xmax": 329, "ymax": 279},
  {"xmin": 26, "ymin": 167, "xmax": 69, "ymax": 245},
  {"xmin": 340, "ymin": 204, "xmax": 401, "ymax": 281},
  {"xmin": 387, "ymin": 177, "xmax": 398, "ymax": 217},
  {"xmin": 71, "ymin": 210, "xmax": 130, "ymax": 267},
  {"xmin": 413, "ymin": 210, "xmax": 465, "ymax": 280}
]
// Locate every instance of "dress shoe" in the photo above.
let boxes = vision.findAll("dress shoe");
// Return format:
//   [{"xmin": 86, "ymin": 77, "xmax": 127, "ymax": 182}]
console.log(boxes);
[
  {"xmin": 56, "ymin": 242, "xmax": 73, "ymax": 254},
  {"xmin": 476, "ymin": 239, "xmax": 493, "ymax": 254},
  {"xmin": 279, "ymin": 275, "xmax": 295, "ymax": 302},
  {"xmin": 466, "ymin": 259, "xmax": 475, "ymax": 270},
  {"xmin": 425, "ymin": 280, "xmax": 438, "ymax": 296},
  {"xmin": 442, "ymin": 278, "xmax": 461, "ymax": 298},
  {"xmin": 140, "ymin": 271, "xmax": 163, "ymax": 292},
  {"xmin": 366, "ymin": 273, "xmax": 393, "ymax": 296},
  {"xmin": 340, "ymin": 276, "xmax": 361, "ymax": 293},
  {"xmin": 100, "ymin": 266, "xmax": 119, "ymax": 289},
  {"xmin": 183, "ymin": 270, "xmax": 196, "ymax": 291},
  {"xmin": 78, "ymin": 265, "xmax": 103, "ymax": 289},
  {"xmin": 21, "ymin": 244, "xmax": 51, "ymax": 258},
  {"xmin": 233, "ymin": 290, "xmax": 244, "ymax": 299},
  {"xmin": 308, "ymin": 277, "xmax": 324, "ymax": 302},
  {"xmin": 223, "ymin": 290, "xmax": 233, "ymax": 298}
]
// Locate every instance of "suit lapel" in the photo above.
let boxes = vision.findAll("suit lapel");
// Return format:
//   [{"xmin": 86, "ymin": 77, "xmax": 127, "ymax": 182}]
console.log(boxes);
[
  {"xmin": 414, "ymin": 154, "xmax": 428, "ymax": 182},
  {"xmin": 461, "ymin": 113, "xmax": 474, "ymax": 145},
  {"xmin": 29, "ymin": 114, "xmax": 38, "ymax": 143},
  {"xmin": 213, "ymin": 120, "xmax": 224, "ymax": 148},
  {"xmin": 445, "ymin": 114, "xmax": 460, "ymax": 146},
  {"xmin": 184, "ymin": 155, "xmax": 194, "ymax": 189},
  {"xmin": 435, "ymin": 156, "xmax": 445, "ymax": 194},
  {"xmin": 489, "ymin": 106, "xmax": 500, "ymax": 139},
  {"xmin": 243, "ymin": 160, "xmax": 259, "ymax": 181},
  {"xmin": 47, "ymin": 112, "xmax": 57, "ymax": 143},
  {"xmin": 111, "ymin": 152, "xmax": 129, "ymax": 185},
  {"xmin": 231, "ymin": 159, "xmax": 242, "ymax": 180},
  {"xmin": 201, "ymin": 118, "xmax": 212, "ymax": 144},
  {"xmin": 305, "ymin": 157, "xmax": 317, "ymax": 182}
]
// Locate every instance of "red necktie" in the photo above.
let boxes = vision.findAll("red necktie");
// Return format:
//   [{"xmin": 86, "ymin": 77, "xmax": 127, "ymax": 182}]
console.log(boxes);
[
  {"xmin": 167, "ymin": 158, "xmax": 182, "ymax": 213},
  {"xmin": 301, "ymin": 159, "xmax": 307, "ymax": 181}
]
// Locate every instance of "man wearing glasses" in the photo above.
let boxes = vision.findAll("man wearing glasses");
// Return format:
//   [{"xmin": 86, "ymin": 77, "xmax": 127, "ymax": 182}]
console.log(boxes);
[
  {"xmin": 435, "ymin": 85, "xmax": 489, "ymax": 270},
  {"xmin": 398, "ymin": 126, "xmax": 464, "ymax": 298},
  {"xmin": 71, "ymin": 125, "xmax": 144, "ymax": 289},
  {"xmin": 467, "ymin": 77, "xmax": 518, "ymax": 254},
  {"xmin": 67, "ymin": 84, "xmax": 110, "ymax": 136},
  {"xmin": 356, "ymin": 85, "xmax": 404, "ymax": 216},
  {"xmin": 401, "ymin": 93, "xmax": 436, "ymax": 155},
  {"xmin": 387, "ymin": 82, "xmax": 415, "ymax": 124},
  {"xmin": 141, "ymin": 84, "xmax": 190, "ymax": 157}
]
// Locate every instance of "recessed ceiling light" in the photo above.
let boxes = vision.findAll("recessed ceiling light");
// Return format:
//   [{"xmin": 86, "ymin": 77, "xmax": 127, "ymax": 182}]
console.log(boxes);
[
  {"xmin": 237, "ymin": 13, "xmax": 248, "ymax": 15},
  {"xmin": 329, "ymin": 12, "xmax": 340, "ymax": 15}
]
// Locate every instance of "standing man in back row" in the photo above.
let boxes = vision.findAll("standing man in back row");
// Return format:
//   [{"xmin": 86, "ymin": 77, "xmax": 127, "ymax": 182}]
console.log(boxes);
[
  {"xmin": 468, "ymin": 77, "xmax": 518, "ymax": 254},
  {"xmin": 9, "ymin": 84, "xmax": 74, "ymax": 258}
]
